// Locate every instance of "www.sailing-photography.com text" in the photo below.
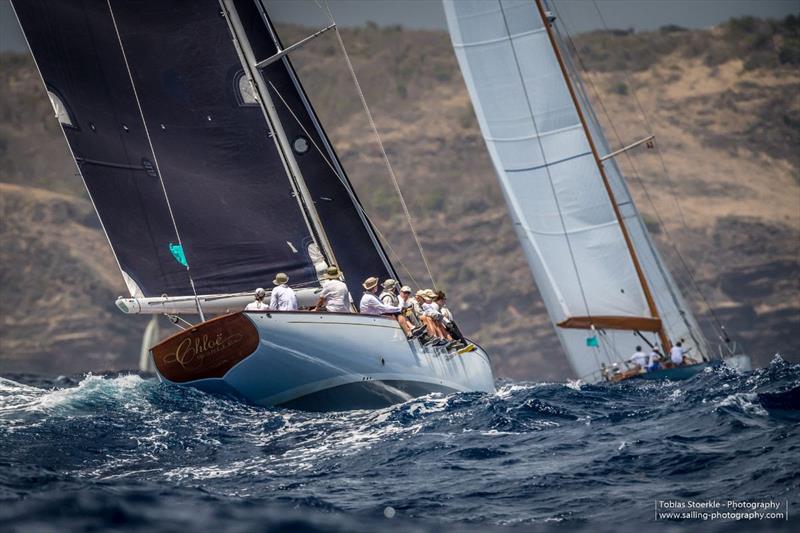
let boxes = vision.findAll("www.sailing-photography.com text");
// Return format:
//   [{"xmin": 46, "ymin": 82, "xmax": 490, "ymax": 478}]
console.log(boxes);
[{"xmin": 655, "ymin": 499, "xmax": 789, "ymax": 522}]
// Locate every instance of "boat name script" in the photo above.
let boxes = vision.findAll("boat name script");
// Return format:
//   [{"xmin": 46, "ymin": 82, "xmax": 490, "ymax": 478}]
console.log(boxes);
[{"xmin": 163, "ymin": 332, "xmax": 244, "ymax": 368}]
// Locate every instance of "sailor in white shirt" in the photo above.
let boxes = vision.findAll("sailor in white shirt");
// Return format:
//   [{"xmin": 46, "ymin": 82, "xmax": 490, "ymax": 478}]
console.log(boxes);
[
  {"xmin": 269, "ymin": 272, "xmax": 298, "ymax": 311},
  {"xmin": 244, "ymin": 287, "xmax": 268, "ymax": 311},
  {"xmin": 420, "ymin": 289, "xmax": 450, "ymax": 340},
  {"xmin": 398, "ymin": 285, "xmax": 420, "ymax": 327},
  {"xmin": 360, "ymin": 276, "xmax": 412, "ymax": 336},
  {"xmin": 670, "ymin": 341, "xmax": 686, "ymax": 366},
  {"xmin": 629, "ymin": 346, "xmax": 648, "ymax": 369},
  {"xmin": 315, "ymin": 265, "xmax": 352, "ymax": 313}
]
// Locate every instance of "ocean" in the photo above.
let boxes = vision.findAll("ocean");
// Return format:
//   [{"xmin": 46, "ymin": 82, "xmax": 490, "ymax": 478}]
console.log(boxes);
[{"xmin": 1, "ymin": 356, "xmax": 797, "ymax": 532}]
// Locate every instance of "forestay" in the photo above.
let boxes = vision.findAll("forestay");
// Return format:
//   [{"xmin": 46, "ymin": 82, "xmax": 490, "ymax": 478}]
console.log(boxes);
[
  {"xmin": 443, "ymin": 0, "xmax": 707, "ymax": 379},
  {"xmin": 13, "ymin": 0, "xmax": 394, "ymax": 301}
]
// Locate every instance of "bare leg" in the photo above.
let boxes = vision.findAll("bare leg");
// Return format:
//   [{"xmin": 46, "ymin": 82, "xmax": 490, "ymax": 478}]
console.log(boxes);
[{"xmin": 396, "ymin": 315, "xmax": 412, "ymax": 337}]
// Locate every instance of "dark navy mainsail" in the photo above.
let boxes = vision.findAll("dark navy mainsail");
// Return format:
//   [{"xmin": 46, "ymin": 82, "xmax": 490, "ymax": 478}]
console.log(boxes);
[{"xmin": 13, "ymin": 0, "xmax": 396, "ymax": 300}]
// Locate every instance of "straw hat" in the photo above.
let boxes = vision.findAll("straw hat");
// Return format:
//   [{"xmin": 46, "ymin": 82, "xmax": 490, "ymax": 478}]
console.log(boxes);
[
  {"xmin": 415, "ymin": 290, "xmax": 427, "ymax": 298},
  {"xmin": 423, "ymin": 289, "xmax": 438, "ymax": 300},
  {"xmin": 323, "ymin": 265, "xmax": 342, "ymax": 280},
  {"xmin": 273, "ymin": 272, "xmax": 289, "ymax": 285},
  {"xmin": 382, "ymin": 278, "xmax": 397, "ymax": 290},
  {"xmin": 254, "ymin": 287, "xmax": 266, "ymax": 298},
  {"xmin": 362, "ymin": 276, "xmax": 379, "ymax": 290},
  {"xmin": 400, "ymin": 285, "xmax": 412, "ymax": 293}
]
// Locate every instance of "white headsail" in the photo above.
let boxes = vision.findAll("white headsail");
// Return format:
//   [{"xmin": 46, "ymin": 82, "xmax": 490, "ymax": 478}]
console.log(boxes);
[{"xmin": 444, "ymin": 0, "xmax": 709, "ymax": 380}]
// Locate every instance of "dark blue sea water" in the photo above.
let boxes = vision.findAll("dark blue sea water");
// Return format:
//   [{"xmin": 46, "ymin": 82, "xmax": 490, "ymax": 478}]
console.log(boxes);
[{"xmin": 1, "ymin": 357, "xmax": 798, "ymax": 532}]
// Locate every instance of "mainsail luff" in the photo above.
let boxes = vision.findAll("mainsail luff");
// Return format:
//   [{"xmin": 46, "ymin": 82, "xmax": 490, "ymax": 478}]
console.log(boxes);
[
  {"xmin": 251, "ymin": 0, "xmax": 400, "ymax": 288},
  {"xmin": 219, "ymin": 0, "xmax": 335, "ymax": 268},
  {"xmin": 531, "ymin": 0, "xmax": 671, "ymax": 354}
]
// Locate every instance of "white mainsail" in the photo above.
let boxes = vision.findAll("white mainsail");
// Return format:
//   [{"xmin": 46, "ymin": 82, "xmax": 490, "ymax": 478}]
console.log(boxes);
[{"xmin": 444, "ymin": 0, "xmax": 709, "ymax": 380}]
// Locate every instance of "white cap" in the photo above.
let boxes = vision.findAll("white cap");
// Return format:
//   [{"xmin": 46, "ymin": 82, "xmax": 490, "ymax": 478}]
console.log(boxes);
[{"xmin": 255, "ymin": 287, "xmax": 266, "ymax": 298}]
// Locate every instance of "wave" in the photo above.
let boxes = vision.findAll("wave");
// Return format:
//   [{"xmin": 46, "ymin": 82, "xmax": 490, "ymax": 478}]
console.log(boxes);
[{"xmin": 1, "ymin": 357, "xmax": 798, "ymax": 531}]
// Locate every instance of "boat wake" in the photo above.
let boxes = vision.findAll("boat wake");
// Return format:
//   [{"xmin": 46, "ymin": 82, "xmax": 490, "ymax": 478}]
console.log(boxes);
[{"xmin": 1, "ymin": 356, "xmax": 798, "ymax": 531}]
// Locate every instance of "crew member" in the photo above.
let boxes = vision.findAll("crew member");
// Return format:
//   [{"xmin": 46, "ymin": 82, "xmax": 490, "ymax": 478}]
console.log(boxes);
[
  {"xmin": 629, "ymin": 346, "xmax": 648, "ymax": 369},
  {"xmin": 399, "ymin": 285, "xmax": 421, "ymax": 327},
  {"xmin": 269, "ymin": 272, "xmax": 298, "ymax": 311},
  {"xmin": 670, "ymin": 341, "xmax": 686, "ymax": 366},
  {"xmin": 360, "ymin": 276, "xmax": 412, "ymax": 336},
  {"xmin": 436, "ymin": 290, "xmax": 464, "ymax": 343},
  {"xmin": 245, "ymin": 287, "xmax": 268, "ymax": 311},
  {"xmin": 315, "ymin": 265, "xmax": 352, "ymax": 313},
  {"xmin": 379, "ymin": 279, "xmax": 400, "ymax": 307},
  {"xmin": 647, "ymin": 347, "xmax": 662, "ymax": 372}
]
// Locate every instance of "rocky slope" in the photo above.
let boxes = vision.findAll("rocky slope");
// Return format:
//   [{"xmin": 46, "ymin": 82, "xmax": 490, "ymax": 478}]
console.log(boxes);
[{"xmin": 1, "ymin": 15, "xmax": 797, "ymax": 378}]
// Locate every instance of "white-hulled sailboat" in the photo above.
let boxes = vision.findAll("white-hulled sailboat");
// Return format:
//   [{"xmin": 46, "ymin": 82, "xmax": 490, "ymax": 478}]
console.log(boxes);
[
  {"xmin": 443, "ymin": 0, "xmax": 750, "ymax": 382},
  {"xmin": 12, "ymin": 0, "xmax": 495, "ymax": 410}
]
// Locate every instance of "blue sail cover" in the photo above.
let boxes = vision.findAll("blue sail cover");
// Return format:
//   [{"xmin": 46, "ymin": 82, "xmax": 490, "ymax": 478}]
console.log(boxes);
[{"xmin": 13, "ymin": 0, "xmax": 394, "ymax": 299}]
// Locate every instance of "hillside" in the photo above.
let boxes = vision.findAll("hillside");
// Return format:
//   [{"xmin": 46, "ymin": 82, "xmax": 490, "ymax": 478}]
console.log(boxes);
[{"xmin": 1, "ymin": 15, "xmax": 798, "ymax": 378}]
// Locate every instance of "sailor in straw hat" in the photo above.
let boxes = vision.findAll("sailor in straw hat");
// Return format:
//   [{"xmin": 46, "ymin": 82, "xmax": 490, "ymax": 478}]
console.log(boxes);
[
  {"xmin": 379, "ymin": 278, "xmax": 400, "ymax": 307},
  {"xmin": 314, "ymin": 265, "xmax": 352, "ymax": 313},
  {"xmin": 269, "ymin": 272, "xmax": 298, "ymax": 311},
  {"xmin": 359, "ymin": 276, "xmax": 413, "ymax": 337},
  {"xmin": 245, "ymin": 287, "xmax": 268, "ymax": 311}
]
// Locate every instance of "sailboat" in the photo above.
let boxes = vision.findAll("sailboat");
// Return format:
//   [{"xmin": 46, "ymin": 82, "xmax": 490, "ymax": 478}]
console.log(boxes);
[
  {"xmin": 443, "ymin": 0, "xmax": 749, "ymax": 382},
  {"xmin": 12, "ymin": 0, "xmax": 495, "ymax": 410}
]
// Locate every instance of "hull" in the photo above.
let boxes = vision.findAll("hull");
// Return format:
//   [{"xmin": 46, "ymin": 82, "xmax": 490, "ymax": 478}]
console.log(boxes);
[
  {"xmin": 151, "ymin": 311, "xmax": 495, "ymax": 411},
  {"xmin": 627, "ymin": 362, "xmax": 710, "ymax": 381}
]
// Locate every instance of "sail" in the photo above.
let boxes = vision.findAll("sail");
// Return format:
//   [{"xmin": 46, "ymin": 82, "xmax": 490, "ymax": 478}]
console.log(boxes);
[
  {"xmin": 444, "ymin": 0, "xmax": 707, "ymax": 379},
  {"xmin": 12, "ymin": 0, "xmax": 394, "ymax": 300}
]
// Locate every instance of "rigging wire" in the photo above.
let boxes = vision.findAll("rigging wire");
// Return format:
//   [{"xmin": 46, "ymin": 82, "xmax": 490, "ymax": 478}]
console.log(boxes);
[
  {"xmin": 106, "ymin": 0, "xmax": 204, "ymax": 321},
  {"xmin": 316, "ymin": 0, "xmax": 438, "ymax": 289},
  {"xmin": 550, "ymin": 0, "xmax": 730, "ymax": 342},
  {"xmin": 266, "ymin": 80, "xmax": 424, "ymax": 290}
]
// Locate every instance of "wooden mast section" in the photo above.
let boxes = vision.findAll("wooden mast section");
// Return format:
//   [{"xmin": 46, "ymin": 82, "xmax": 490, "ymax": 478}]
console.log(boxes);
[{"xmin": 533, "ymin": 0, "xmax": 672, "ymax": 354}]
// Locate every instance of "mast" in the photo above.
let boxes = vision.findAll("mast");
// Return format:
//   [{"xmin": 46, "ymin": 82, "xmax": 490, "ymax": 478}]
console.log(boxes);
[
  {"xmin": 534, "ymin": 0, "xmax": 672, "ymax": 353},
  {"xmin": 251, "ymin": 0, "xmax": 399, "ymax": 282},
  {"xmin": 220, "ymin": 0, "xmax": 338, "ymax": 271}
]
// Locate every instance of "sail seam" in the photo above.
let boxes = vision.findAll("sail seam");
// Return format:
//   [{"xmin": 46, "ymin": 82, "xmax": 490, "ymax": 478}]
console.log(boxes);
[
  {"xmin": 106, "ymin": 0, "xmax": 205, "ymax": 320},
  {"xmin": 451, "ymin": 26, "xmax": 546, "ymax": 49},
  {"xmin": 505, "ymin": 150, "xmax": 591, "ymax": 173},
  {"xmin": 485, "ymin": 123, "xmax": 583, "ymax": 142},
  {"xmin": 517, "ymin": 219, "xmax": 617, "ymax": 237}
]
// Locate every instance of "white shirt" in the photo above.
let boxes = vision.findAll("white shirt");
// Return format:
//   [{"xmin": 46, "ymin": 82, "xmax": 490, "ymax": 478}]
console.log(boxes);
[
  {"xmin": 270, "ymin": 284, "xmax": 298, "ymax": 311},
  {"xmin": 359, "ymin": 292, "xmax": 401, "ymax": 315},
  {"xmin": 320, "ymin": 279, "xmax": 351, "ymax": 313},
  {"xmin": 630, "ymin": 351, "xmax": 648, "ymax": 367},
  {"xmin": 648, "ymin": 351, "xmax": 661, "ymax": 366},
  {"xmin": 670, "ymin": 346, "xmax": 685, "ymax": 365},
  {"xmin": 398, "ymin": 294, "xmax": 414, "ymax": 310},
  {"xmin": 422, "ymin": 301, "xmax": 441, "ymax": 319},
  {"xmin": 440, "ymin": 304, "xmax": 453, "ymax": 324},
  {"xmin": 245, "ymin": 300, "xmax": 268, "ymax": 311}
]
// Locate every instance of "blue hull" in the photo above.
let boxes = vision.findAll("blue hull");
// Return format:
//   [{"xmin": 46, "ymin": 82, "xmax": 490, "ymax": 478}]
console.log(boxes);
[{"xmin": 630, "ymin": 362, "xmax": 710, "ymax": 381}]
